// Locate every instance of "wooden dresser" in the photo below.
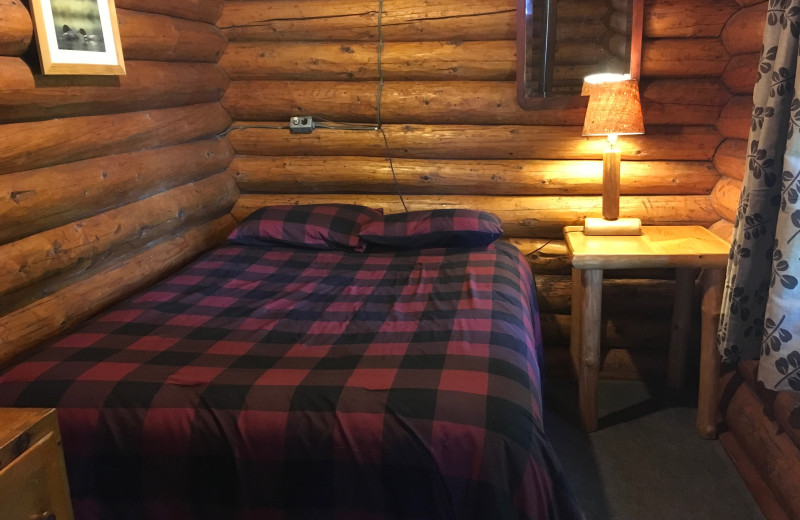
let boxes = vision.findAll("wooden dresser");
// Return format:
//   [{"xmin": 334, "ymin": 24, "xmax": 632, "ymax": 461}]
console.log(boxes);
[{"xmin": 0, "ymin": 408, "xmax": 74, "ymax": 520}]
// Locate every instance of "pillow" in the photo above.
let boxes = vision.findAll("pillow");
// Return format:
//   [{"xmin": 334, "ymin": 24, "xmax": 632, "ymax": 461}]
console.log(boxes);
[
  {"xmin": 228, "ymin": 204, "xmax": 383, "ymax": 251},
  {"xmin": 359, "ymin": 209, "xmax": 502, "ymax": 249}
]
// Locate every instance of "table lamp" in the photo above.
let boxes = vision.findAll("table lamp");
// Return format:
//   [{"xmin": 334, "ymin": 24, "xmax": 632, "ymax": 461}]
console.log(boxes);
[{"xmin": 581, "ymin": 74, "xmax": 645, "ymax": 235}]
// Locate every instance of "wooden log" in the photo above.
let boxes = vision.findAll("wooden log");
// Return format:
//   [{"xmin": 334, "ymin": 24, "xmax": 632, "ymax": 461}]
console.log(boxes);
[
  {"xmin": 232, "ymin": 156, "xmax": 720, "ymax": 196},
  {"xmin": 644, "ymin": 0, "xmax": 741, "ymax": 38},
  {"xmin": 708, "ymin": 219, "xmax": 734, "ymax": 242},
  {"xmin": 536, "ymin": 274, "xmax": 675, "ymax": 315},
  {"xmin": 0, "ymin": 138, "xmax": 234, "ymax": 245},
  {"xmin": 218, "ymin": 0, "xmax": 515, "ymax": 42},
  {"xmin": 118, "ymin": 9, "xmax": 227, "ymax": 62},
  {"xmin": 772, "ymin": 412, "xmax": 800, "ymax": 467},
  {"xmin": 540, "ymin": 312, "xmax": 672, "ymax": 349},
  {"xmin": 0, "ymin": 0, "xmax": 32, "ymax": 57},
  {"xmin": 115, "ymin": 0, "xmax": 226, "ymax": 24},
  {"xmin": 0, "ymin": 173, "xmax": 238, "ymax": 313},
  {"xmin": 544, "ymin": 346, "xmax": 668, "ymax": 380},
  {"xmin": 639, "ymin": 78, "xmax": 732, "ymax": 126},
  {"xmin": 569, "ymin": 268, "xmax": 582, "ymax": 377},
  {"xmin": 641, "ymin": 38, "xmax": 729, "ymax": 77},
  {"xmin": 220, "ymin": 38, "xmax": 610, "ymax": 82},
  {"xmin": 668, "ymin": 267, "xmax": 697, "ymax": 389},
  {"xmin": 577, "ymin": 267, "xmax": 602, "ymax": 431},
  {"xmin": 735, "ymin": 360, "xmax": 800, "ymax": 448},
  {"xmin": 734, "ymin": 0, "xmax": 765, "ymax": 6},
  {"xmin": 721, "ymin": 371, "xmax": 800, "ymax": 519},
  {"xmin": 772, "ymin": 392, "xmax": 800, "ymax": 451},
  {"xmin": 722, "ymin": 53, "xmax": 759, "ymax": 95},
  {"xmin": 565, "ymin": 266, "xmax": 582, "ymax": 380},
  {"xmin": 721, "ymin": 2, "xmax": 768, "ymax": 56},
  {"xmin": 504, "ymin": 238, "xmax": 571, "ymax": 274},
  {"xmin": 227, "ymin": 124, "xmax": 723, "ymax": 162},
  {"xmin": 711, "ymin": 177, "xmax": 742, "ymax": 223},
  {"xmin": 713, "ymin": 138, "xmax": 747, "ymax": 181},
  {"xmin": 696, "ymin": 267, "xmax": 725, "ymax": 438},
  {"xmin": 232, "ymin": 193, "xmax": 719, "ymax": 238},
  {"xmin": 223, "ymin": 79, "xmax": 727, "ymax": 126},
  {"xmin": 717, "ymin": 95, "xmax": 752, "ymax": 140},
  {"xmin": 0, "ymin": 59, "xmax": 228, "ymax": 124},
  {"xmin": 0, "ymin": 102, "xmax": 231, "ymax": 176},
  {"xmin": 717, "ymin": 430, "xmax": 794, "ymax": 520},
  {"xmin": 221, "ymin": 41, "xmax": 516, "ymax": 81},
  {"xmin": 223, "ymin": 80, "xmax": 589, "ymax": 126},
  {"xmin": 0, "ymin": 215, "xmax": 235, "ymax": 367},
  {"xmin": 218, "ymin": 0, "xmax": 601, "ymax": 42}
]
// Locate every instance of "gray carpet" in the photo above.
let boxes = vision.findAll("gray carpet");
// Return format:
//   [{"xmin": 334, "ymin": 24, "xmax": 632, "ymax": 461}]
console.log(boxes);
[{"xmin": 542, "ymin": 378, "xmax": 766, "ymax": 520}]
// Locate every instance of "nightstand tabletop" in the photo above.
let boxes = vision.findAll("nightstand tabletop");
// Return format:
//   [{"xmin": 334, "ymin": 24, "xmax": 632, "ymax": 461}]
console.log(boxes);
[{"xmin": 564, "ymin": 225, "xmax": 731, "ymax": 269}]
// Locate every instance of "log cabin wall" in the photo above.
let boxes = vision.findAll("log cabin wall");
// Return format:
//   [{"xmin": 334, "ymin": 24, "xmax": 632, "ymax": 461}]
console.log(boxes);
[
  {"xmin": 711, "ymin": 0, "xmax": 768, "ymax": 242},
  {"xmin": 0, "ymin": 0, "xmax": 239, "ymax": 367},
  {"xmin": 216, "ymin": 0, "xmax": 746, "ymax": 379}
]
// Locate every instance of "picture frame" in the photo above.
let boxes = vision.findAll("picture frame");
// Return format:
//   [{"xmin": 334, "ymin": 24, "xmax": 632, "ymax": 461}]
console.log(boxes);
[{"xmin": 30, "ymin": 0, "xmax": 125, "ymax": 75}]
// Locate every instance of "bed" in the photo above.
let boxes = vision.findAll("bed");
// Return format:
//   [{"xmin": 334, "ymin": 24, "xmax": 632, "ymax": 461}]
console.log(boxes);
[{"xmin": 0, "ymin": 205, "xmax": 583, "ymax": 520}]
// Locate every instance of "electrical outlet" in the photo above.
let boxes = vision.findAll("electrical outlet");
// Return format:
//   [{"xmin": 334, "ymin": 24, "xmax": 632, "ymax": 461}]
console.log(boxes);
[{"xmin": 289, "ymin": 116, "xmax": 315, "ymax": 134}]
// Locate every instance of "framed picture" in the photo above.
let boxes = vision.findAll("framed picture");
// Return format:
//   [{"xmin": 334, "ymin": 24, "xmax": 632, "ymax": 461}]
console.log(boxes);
[{"xmin": 30, "ymin": 0, "xmax": 125, "ymax": 75}]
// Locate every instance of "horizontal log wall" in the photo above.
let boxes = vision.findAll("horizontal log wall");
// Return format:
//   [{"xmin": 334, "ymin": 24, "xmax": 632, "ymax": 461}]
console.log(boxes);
[
  {"xmin": 709, "ymin": 1, "xmax": 766, "ymax": 242},
  {"xmin": 0, "ymin": 0, "xmax": 237, "ymax": 365},
  {"xmin": 218, "ymin": 0, "xmax": 740, "ymax": 379}
]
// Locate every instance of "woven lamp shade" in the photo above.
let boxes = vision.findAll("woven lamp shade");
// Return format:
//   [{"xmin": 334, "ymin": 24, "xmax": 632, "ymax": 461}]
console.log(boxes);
[{"xmin": 582, "ymin": 79, "xmax": 644, "ymax": 137}]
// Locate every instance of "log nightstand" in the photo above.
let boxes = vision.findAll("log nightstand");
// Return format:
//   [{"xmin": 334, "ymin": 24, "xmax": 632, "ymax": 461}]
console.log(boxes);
[
  {"xmin": 564, "ymin": 225, "xmax": 731, "ymax": 437},
  {"xmin": 0, "ymin": 408, "xmax": 74, "ymax": 520}
]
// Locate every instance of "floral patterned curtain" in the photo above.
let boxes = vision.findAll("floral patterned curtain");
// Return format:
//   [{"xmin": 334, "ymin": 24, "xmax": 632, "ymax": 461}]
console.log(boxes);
[{"xmin": 718, "ymin": 0, "xmax": 800, "ymax": 392}]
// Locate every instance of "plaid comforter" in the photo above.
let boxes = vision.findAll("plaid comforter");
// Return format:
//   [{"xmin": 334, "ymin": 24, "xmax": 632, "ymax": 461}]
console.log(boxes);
[{"xmin": 0, "ymin": 242, "xmax": 582, "ymax": 520}]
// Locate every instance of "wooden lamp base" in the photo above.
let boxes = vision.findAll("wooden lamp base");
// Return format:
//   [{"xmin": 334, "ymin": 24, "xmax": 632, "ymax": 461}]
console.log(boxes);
[
  {"xmin": 584, "ymin": 217, "xmax": 642, "ymax": 236},
  {"xmin": 582, "ymin": 143, "xmax": 642, "ymax": 236}
]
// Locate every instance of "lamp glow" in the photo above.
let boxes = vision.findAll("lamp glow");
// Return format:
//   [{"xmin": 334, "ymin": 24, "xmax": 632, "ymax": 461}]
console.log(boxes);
[{"xmin": 581, "ymin": 74, "xmax": 644, "ymax": 235}]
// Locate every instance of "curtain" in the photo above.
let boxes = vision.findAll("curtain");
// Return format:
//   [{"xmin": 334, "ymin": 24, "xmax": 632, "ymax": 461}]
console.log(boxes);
[{"xmin": 718, "ymin": 0, "xmax": 800, "ymax": 392}]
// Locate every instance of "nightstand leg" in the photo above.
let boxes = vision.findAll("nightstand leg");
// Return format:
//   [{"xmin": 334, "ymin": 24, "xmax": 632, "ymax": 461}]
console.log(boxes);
[
  {"xmin": 668, "ymin": 268, "xmax": 696, "ymax": 390},
  {"xmin": 577, "ymin": 268, "xmax": 602, "ymax": 432},
  {"xmin": 570, "ymin": 268, "xmax": 582, "ymax": 378},
  {"xmin": 697, "ymin": 268, "xmax": 724, "ymax": 439}
]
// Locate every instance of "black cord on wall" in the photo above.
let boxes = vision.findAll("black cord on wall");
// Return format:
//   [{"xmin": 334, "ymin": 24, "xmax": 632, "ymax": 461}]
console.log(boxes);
[
  {"xmin": 219, "ymin": 0, "xmax": 409, "ymax": 212},
  {"xmin": 308, "ymin": 0, "xmax": 408, "ymax": 212},
  {"xmin": 375, "ymin": 0, "xmax": 408, "ymax": 211},
  {"xmin": 218, "ymin": 124, "xmax": 288, "ymax": 137}
]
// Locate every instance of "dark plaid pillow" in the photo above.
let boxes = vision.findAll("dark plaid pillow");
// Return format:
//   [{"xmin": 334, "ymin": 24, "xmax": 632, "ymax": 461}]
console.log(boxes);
[
  {"xmin": 228, "ymin": 204, "xmax": 383, "ymax": 251},
  {"xmin": 359, "ymin": 209, "xmax": 502, "ymax": 249}
]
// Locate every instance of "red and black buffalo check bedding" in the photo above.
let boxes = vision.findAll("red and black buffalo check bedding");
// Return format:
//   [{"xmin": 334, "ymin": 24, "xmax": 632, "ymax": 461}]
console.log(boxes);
[{"xmin": 0, "ymin": 242, "xmax": 583, "ymax": 520}]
